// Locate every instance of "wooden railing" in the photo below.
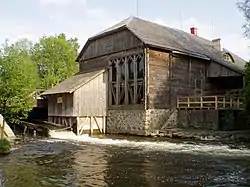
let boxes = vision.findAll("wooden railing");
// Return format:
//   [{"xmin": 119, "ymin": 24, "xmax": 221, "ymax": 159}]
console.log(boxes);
[{"xmin": 177, "ymin": 95, "xmax": 244, "ymax": 110}]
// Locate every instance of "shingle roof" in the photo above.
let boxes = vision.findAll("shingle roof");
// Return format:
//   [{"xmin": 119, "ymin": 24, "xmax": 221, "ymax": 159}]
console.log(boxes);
[
  {"xmin": 41, "ymin": 69, "xmax": 104, "ymax": 95},
  {"xmin": 76, "ymin": 16, "xmax": 246, "ymax": 74}
]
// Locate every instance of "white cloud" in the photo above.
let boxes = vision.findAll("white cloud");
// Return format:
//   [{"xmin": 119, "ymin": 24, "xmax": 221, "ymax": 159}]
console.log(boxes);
[
  {"xmin": 153, "ymin": 17, "xmax": 250, "ymax": 61},
  {"xmin": 39, "ymin": 0, "xmax": 86, "ymax": 5},
  {"xmin": 1, "ymin": 3, "xmax": 249, "ymax": 61}
]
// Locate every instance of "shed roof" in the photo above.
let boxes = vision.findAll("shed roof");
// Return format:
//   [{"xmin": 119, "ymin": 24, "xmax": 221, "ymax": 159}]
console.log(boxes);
[
  {"xmin": 41, "ymin": 69, "xmax": 104, "ymax": 96},
  {"xmin": 76, "ymin": 16, "xmax": 246, "ymax": 74}
]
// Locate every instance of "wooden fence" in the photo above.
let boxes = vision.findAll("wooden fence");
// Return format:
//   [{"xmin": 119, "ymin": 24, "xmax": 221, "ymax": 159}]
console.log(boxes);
[{"xmin": 177, "ymin": 95, "xmax": 244, "ymax": 110}]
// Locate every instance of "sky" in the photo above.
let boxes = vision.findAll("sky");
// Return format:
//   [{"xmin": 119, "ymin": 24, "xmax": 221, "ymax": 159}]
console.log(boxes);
[{"xmin": 1, "ymin": 0, "xmax": 250, "ymax": 60}]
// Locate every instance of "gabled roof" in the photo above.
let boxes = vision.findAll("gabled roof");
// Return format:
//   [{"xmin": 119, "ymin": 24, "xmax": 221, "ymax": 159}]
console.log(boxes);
[
  {"xmin": 76, "ymin": 16, "xmax": 246, "ymax": 74},
  {"xmin": 41, "ymin": 69, "xmax": 104, "ymax": 96}
]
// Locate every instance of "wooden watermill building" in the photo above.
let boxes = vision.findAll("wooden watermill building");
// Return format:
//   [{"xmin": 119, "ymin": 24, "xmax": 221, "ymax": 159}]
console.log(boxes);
[{"xmin": 41, "ymin": 16, "xmax": 246, "ymax": 135}]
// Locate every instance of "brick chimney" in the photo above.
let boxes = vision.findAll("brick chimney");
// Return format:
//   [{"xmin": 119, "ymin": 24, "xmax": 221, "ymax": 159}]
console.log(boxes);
[
  {"xmin": 190, "ymin": 27, "xmax": 197, "ymax": 36},
  {"xmin": 212, "ymin": 38, "xmax": 221, "ymax": 51}
]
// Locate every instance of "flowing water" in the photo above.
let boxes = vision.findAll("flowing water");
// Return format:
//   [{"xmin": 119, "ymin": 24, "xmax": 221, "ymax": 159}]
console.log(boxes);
[{"xmin": 0, "ymin": 131, "xmax": 250, "ymax": 187}]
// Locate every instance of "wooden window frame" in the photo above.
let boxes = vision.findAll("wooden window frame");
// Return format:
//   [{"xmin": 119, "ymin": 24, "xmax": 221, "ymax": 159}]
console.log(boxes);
[{"xmin": 108, "ymin": 53, "xmax": 145, "ymax": 107}]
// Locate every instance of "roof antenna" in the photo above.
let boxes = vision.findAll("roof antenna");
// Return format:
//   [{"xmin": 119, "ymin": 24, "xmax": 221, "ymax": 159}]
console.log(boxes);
[
  {"xmin": 212, "ymin": 20, "xmax": 214, "ymax": 38},
  {"xmin": 136, "ymin": 0, "xmax": 139, "ymax": 17},
  {"xmin": 180, "ymin": 12, "xmax": 183, "ymax": 30}
]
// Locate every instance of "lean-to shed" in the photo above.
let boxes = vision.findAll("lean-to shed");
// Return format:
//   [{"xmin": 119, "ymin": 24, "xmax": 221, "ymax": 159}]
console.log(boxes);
[{"xmin": 41, "ymin": 69, "xmax": 107, "ymax": 134}]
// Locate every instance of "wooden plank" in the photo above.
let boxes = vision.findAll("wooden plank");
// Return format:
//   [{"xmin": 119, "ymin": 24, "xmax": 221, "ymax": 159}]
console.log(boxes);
[
  {"xmin": 89, "ymin": 117, "xmax": 93, "ymax": 136},
  {"xmin": 116, "ymin": 59, "xmax": 120, "ymax": 105},
  {"xmin": 81, "ymin": 29, "xmax": 143, "ymax": 61},
  {"xmin": 93, "ymin": 116, "xmax": 102, "ymax": 134},
  {"xmin": 125, "ymin": 56, "xmax": 129, "ymax": 104},
  {"xmin": 134, "ymin": 55, "xmax": 138, "ymax": 104},
  {"xmin": 73, "ymin": 71, "xmax": 107, "ymax": 117}
]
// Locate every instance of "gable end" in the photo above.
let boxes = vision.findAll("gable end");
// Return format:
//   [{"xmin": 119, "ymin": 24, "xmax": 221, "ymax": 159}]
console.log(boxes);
[{"xmin": 76, "ymin": 27, "xmax": 143, "ymax": 62}]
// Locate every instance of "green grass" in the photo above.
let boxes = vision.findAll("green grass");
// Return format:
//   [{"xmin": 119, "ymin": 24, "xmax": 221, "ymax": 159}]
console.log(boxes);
[{"xmin": 0, "ymin": 139, "xmax": 11, "ymax": 155}]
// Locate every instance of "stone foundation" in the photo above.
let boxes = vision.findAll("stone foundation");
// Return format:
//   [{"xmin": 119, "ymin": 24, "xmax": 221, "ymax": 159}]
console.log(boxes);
[
  {"xmin": 145, "ymin": 109, "xmax": 174, "ymax": 134},
  {"xmin": 178, "ymin": 110, "xmax": 219, "ymax": 130},
  {"xmin": 106, "ymin": 110, "xmax": 146, "ymax": 135},
  {"xmin": 106, "ymin": 109, "xmax": 219, "ymax": 136},
  {"xmin": 107, "ymin": 109, "xmax": 177, "ymax": 135}
]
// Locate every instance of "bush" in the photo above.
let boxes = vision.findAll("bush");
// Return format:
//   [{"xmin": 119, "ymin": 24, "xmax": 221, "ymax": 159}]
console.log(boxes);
[{"xmin": 0, "ymin": 139, "xmax": 11, "ymax": 155}]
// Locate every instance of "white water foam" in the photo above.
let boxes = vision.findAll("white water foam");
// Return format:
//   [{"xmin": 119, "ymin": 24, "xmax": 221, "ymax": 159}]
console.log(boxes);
[{"xmin": 44, "ymin": 130, "xmax": 250, "ymax": 157}]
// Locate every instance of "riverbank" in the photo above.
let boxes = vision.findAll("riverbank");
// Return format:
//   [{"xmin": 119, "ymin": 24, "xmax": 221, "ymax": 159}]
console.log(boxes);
[{"xmin": 157, "ymin": 128, "xmax": 250, "ymax": 143}]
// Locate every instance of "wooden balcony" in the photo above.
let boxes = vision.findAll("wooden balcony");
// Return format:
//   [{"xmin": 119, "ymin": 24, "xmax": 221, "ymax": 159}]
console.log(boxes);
[{"xmin": 177, "ymin": 95, "xmax": 244, "ymax": 110}]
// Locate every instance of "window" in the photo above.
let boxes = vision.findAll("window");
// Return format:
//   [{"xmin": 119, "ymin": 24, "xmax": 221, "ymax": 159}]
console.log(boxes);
[
  {"xmin": 108, "ymin": 53, "xmax": 145, "ymax": 106},
  {"xmin": 195, "ymin": 78, "xmax": 203, "ymax": 94},
  {"xmin": 223, "ymin": 53, "xmax": 234, "ymax": 63}
]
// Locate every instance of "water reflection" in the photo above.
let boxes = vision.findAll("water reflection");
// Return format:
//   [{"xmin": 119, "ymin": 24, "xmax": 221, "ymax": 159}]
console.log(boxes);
[
  {"xmin": 104, "ymin": 147, "xmax": 150, "ymax": 187},
  {"xmin": 71, "ymin": 144, "xmax": 107, "ymax": 186}
]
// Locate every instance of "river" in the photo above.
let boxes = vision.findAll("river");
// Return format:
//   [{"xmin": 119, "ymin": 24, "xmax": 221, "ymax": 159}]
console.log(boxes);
[{"xmin": 0, "ymin": 132, "xmax": 250, "ymax": 187}]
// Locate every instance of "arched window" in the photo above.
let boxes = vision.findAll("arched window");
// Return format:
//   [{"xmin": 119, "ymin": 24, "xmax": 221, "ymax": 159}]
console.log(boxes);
[{"xmin": 223, "ymin": 53, "xmax": 234, "ymax": 63}]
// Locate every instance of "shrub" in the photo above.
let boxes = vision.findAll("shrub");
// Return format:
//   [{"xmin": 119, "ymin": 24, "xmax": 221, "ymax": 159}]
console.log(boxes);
[{"xmin": 0, "ymin": 139, "xmax": 11, "ymax": 155}]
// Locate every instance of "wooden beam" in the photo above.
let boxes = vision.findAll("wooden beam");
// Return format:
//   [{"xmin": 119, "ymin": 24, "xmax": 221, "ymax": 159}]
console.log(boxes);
[
  {"xmin": 89, "ymin": 117, "xmax": 93, "ymax": 136},
  {"xmin": 93, "ymin": 116, "xmax": 102, "ymax": 134},
  {"xmin": 133, "ymin": 55, "xmax": 138, "ymax": 104},
  {"xmin": 102, "ymin": 116, "xmax": 106, "ymax": 134},
  {"xmin": 144, "ymin": 48, "xmax": 149, "ymax": 110},
  {"xmin": 116, "ymin": 59, "xmax": 120, "ymax": 105},
  {"xmin": 108, "ymin": 66, "xmax": 113, "ymax": 106},
  {"xmin": 124, "ymin": 56, "xmax": 129, "ymax": 104}
]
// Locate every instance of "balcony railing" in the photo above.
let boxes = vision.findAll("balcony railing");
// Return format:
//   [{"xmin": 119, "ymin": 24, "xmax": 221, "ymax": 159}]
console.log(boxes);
[{"xmin": 177, "ymin": 95, "xmax": 244, "ymax": 110}]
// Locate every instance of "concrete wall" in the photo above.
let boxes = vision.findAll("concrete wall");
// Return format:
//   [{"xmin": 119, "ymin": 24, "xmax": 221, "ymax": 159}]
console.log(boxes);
[{"xmin": 178, "ymin": 110, "xmax": 219, "ymax": 130}]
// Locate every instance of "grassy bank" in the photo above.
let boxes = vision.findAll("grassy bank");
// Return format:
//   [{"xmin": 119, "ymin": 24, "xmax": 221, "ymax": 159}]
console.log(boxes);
[{"xmin": 0, "ymin": 139, "xmax": 11, "ymax": 155}]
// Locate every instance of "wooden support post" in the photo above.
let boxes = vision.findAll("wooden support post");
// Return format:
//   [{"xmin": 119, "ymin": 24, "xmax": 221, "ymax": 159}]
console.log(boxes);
[
  {"xmin": 200, "ymin": 97, "xmax": 203, "ymax": 108},
  {"xmin": 0, "ymin": 117, "xmax": 4, "ymax": 140},
  {"xmin": 223, "ymin": 97, "xmax": 226, "ymax": 108},
  {"xmin": 89, "ymin": 116, "xmax": 93, "ymax": 136},
  {"xmin": 187, "ymin": 97, "xmax": 190, "ymax": 108},
  {"xmin": 102, "ymin": 116, "xmax": 106, "ymax": 134},
  {"xmin": 237, "ymin": 98, "xmax": 240, "ymax": 109},
  {"xmin": 124, "ymin": 57, "xmax": 129, "ymax": 104},
  {"xmin": 93, "ymin": 117, "xmax": 102, "ymax": 134},
  {"xmin": 108, "ymin": 66, "xmax": 113, "ymax": 106},
  {"xmin": 76, "ymin": 117, "xmax": 80, "ymax": 135},
  {"xmin": 134, "ymin": 55, "xmax": 138, "ymax": 104},
  {"xmin": 116, "ymin": 59, "xmax": 120, "ymax": 105},
  {"xmin": 215, "ymin": 96, "xmax": 218, "ymax": 110}
]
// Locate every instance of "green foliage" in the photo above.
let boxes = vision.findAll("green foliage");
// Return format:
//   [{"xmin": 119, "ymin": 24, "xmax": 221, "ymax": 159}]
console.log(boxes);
[
  {"xmin": 0, "ymin": 33, "xmax": 79, "ymax": 123},
  {"xmin": 32, "ymin": 33, "xmax": 79, "ymax": 89},
  {"xmin": 0, "ymin": 139, "xmax": 11, "ymax": 155},
  {"xmin": 220, "ymin": 109, "xmax": 235, "ymax": 130},
  {"xmin": 237, "ymin": 2, "xmax": 250, "ymax": 126},
  {"xmin": 237, "ymin": 0, "xmax": 250, "ymax": 38},
  {"xmin": 0, "ymin": 40, "xmax": 38, "ymax": 123},
  {"xmin": 244, "ymin": 61, "xmax": 250, "ymax": 115}
]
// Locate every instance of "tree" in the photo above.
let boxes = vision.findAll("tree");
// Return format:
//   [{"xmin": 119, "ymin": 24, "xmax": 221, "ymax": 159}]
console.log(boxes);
[
  {"xmin": 237, "ymin": 0, "xmax": 250, "ymax": 37},
  {"xmin": 237, "ymin": 1, "xmax": 250, "ymax": 125},
  {"xmin": 32, "ymin": 33, "xmax": 79, "ymax": 90},
  {"xmin": 0, "ymin": 39, "xmax": 38, "ymax": 123}
]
